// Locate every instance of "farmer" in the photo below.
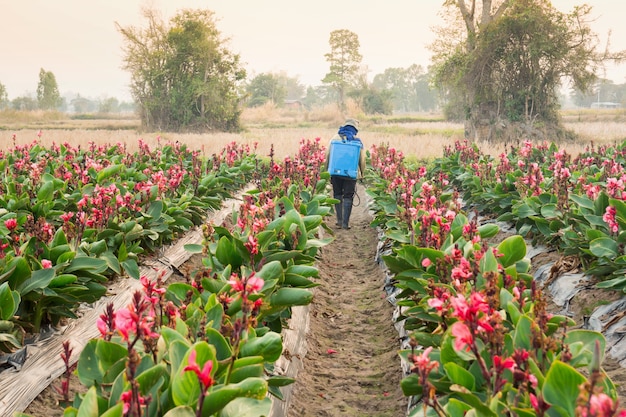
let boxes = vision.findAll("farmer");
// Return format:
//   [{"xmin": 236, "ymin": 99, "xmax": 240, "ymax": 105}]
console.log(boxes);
[{"xmin": 325, "ymin": 118, "xmax": 366, "ymax": 230}]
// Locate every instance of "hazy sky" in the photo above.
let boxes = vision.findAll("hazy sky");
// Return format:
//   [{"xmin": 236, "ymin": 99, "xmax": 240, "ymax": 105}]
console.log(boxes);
[{"xmin": 1, "ymin": 1, "xmax": 625, "ymax": 101}]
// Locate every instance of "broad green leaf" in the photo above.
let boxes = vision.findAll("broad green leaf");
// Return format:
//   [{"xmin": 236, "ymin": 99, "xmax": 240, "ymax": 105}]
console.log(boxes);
[
  {"xmin": 96, "ymin": 164, "xmax": 123, "ymax": 183},
  {"xmin": 184, "ymin": 244, "xmax": 204, "ymax": 253},
  {"xmin": 0, "ymin": 282, "xmax": 17, "ymax": 320},
  {"xmin": 267, "ymin": 287, "xmax": 312, "ymax": 307},
  {"xmin": 477, "ymin": 223, "xmax": 499, "ymax": 239},
  {"xmin": 163, "ymin": 406, "xmax": 196, "ymax": 417},
  {"xmin": 496, "ymin": 235, "xmax": 526, "ymax": 268},
  {"xmin": 16, "ymin": 267, "xmax": 55, "ymax": 294},
  {"xmin": 219, "ymin": 397, "xmax": 272, "ymax": 417},
  {"xmin": 543, "ymin": 360, "xmax": 586, "ymax": 416},
  {"xmin": 589, "ymin": 237, "xmax": 619, "ymax": 258},
  {"xmin": 75, "ymin": 386, "xmax": 100, "ymax": 417},
  {"xmin": 240, "ymin": 332, "xmax": 282, "ymax": 362},
  {"xmin": 77, "ymin": 339, "xmax": 128, "ymax": 387},
  {"xmin": 201, "ymin": 378, "xmax": 267, "ymax": 416},
  {"xmin": 513, "ymin": 315, "xmax": 532, "ymax": 350},
  {"xmin": 444, "ymin": 362, "xmax": 475, "ymax": 390}
]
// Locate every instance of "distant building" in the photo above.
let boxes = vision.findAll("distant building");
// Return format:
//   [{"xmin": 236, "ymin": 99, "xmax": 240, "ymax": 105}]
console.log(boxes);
[
  {"xmin": 284, "ymin": 99, "xmax": 304, "ymax": 110},
  {"xmin": 590, "ymin": 102, "xmax": 620, "ymax": 109}
]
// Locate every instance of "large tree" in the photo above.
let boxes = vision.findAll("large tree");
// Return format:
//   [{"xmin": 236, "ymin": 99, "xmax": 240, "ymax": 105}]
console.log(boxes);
[
  {"xmin": 322, "ymin": 29, "xmax": 362, "ymax": 112},
  {"xmin": 36, "ymin": 68, "xmax": 62, "ymax": 110},
  {"xmin": 117, "ymin": 8, "xmax": 246, "ymax": 132},
  {"xmin": 431, "ymin": 0, "xmax": 609, "ymax": 142}
]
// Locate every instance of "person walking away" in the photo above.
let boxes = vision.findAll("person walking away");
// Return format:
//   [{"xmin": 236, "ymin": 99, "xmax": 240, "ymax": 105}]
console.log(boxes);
[{"xmin": 326, "ymin": 118, "xmax": 366, "ymax": 230}]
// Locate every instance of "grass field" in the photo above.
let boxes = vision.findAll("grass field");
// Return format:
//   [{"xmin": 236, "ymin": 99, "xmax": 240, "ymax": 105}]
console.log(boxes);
[{"xmin": 1, "ymin": 105, "xmax": 626, "ymax": 161}]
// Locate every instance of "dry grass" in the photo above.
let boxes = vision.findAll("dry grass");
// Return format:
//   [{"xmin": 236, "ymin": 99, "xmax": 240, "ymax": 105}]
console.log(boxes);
[{"xmin": 1, "ymin": 106, "xmax": 625, "ymax": 160}]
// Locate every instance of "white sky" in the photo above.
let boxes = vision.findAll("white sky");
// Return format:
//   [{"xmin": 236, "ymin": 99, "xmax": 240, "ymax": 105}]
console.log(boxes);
[{"xmin": 1, "ymin": 0, "xmax": 625, "ymax": 101}]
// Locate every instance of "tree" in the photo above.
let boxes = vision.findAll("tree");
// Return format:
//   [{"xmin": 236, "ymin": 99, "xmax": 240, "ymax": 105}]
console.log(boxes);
[
  {"xmin": 322, "ymin": 29, "xmax": 362, "ymax": 112},
  {"xmin": 245, "ymin": 73, "xmax": 287, "ymax": 107},
  {"xmin": 0, "ymin": 81, "xmax": 8, "ymax": 109},
  {"xmin": 71, "ymin": 95, "xmax": 97, "ymax": 113},
  {"xmin": 117, "ymin": 8, "xmax": 246, "ymax": 132},
  {"xmin": 99, "ymin": 97, "xmax": 120, "ymax": 113},
  {"xmin": 12, "ymin": 96, "xmax": 38, "ymax": 111},
  {"xmin": 431, "ymin": 0, "xmax": 607, "ymax": 142},
  {"xmin": 36, "ymin": 68, "xmax": 62, "ymax": 110},
  {"xmin": 372, "ymin": 65, "xmax": 437, "ymax": 113}
]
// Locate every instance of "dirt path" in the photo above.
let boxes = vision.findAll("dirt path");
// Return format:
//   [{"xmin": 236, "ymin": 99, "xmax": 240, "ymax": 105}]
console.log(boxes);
[{"xmin": 287, "ymin": 184, "xmax": 407, "ymax": 417}]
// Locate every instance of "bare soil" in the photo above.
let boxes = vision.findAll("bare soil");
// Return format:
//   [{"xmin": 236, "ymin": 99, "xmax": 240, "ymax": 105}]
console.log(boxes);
[{"xmin": 286, "ymin": 187, "xmax": 407, "ymax": 417}]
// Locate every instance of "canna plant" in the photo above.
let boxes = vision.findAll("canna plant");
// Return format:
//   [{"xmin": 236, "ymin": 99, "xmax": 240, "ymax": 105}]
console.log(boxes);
[
  {"xmin": 14, "ymin": 137, "xmax": 335, "ymax": 416},
  {"xmin": 0, "ymin": 137, "xmax": 258, "ymax": 352},
  {"xmin": 367, "ymin": 142, "xmax": 626, "ymax": 416}
]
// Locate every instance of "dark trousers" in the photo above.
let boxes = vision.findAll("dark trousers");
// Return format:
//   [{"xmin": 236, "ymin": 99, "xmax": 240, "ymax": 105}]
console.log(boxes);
[
  {"xmin": 331, "ymin": 175, "xmax": 357, "ymax": 201},
  {"xmin": 331, "ymin": 176, "xmax": 356, "ymax": 228}
]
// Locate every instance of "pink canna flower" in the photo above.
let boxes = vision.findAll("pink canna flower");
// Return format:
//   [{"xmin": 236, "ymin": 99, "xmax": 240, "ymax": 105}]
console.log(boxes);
[
  {"xmin": 41, "ymin": 259, "xmax": 52, "ymax": 269},
  {"xmin": 184, "ymin": 349, "xmax": 214, "ymax": 390},
  {"xmin": 603, "ymin": 206, "xmax": 619, "ymax": 234},
  {"xmin": 450, "ymin": 321, "xmax": 473, "ymax": 351},
  {"xmin": 4, "ymin": 218, "xmax": 17, "ymax": 231},
  {"xmin": 114, "ymin": 307, "xmax": 135, "ymax": 341}
]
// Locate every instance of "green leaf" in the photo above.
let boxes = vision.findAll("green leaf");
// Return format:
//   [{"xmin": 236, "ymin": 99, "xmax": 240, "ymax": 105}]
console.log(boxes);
[
  {"xmin": 543, "ymin": 360, "xmax": 586, "ymax": 415},
  {"xmin": 480, "ymin": 248, "xmax": 498, "ymax": 273},
  {"xmin": 75, "ymin": 386, "xmax": 101, "ymax": 417},
  {"xmin": 444, "ymin": 362, "xmax": 475, "ymax": 390},
  {"xmin": 121, "ymin": 258, "xmax": 140, "ymax": 279},
  {"xmin": 0, "ymin": 282, "xmax": 17, "ymax": 320},
  {"xmin": 65, "ymin": 256, "xmax": 108, "ymax": 274},
  {"xmin": 206, "ymin": 327, "xmax": 233, "ymax": 361},
  {"xmin": 77, "ymin": 339, "xmax": 128, "ymax": 387},
  {"xmin": 496, "ymin": 235, "xmax": 526, "ymax": 268},
  {"xmin": 16, "ymin": 267, "xmax": 55, "ymax": 295},
  {"xmin": 513, "ymin": 315, "xmax": 532, "ymax": 350},
  {"xmin": 255, "ymin": 260, "xmax": 284, "ymax": 283},
  {"xmin": 267, "ymin": 287, "xmax": 312, "ymax": 307},
  {"xmin": 136, "ymin": 363, "xmax": 167, "ymax": 395},
  {"xmin": 589, "ymin": 237, "xmax": 619, "ymax": 258},
  {"xmin": 239, "ymin": 332, "xmax": 283, "ymax": 362},
  {"xmin": 37, "ymin": 180, "xmax": 55, "ymax": 202},
  {"xmin": 96, "ymin": 164, "xmax": 123, "ymax": 183},
  {"xmin": 163, "ymin": 406, "xmax": 196, "ymax": 417},
  {"xmin": 200, "ymin": 378, "xmax": 267, "ymax": 416},
  {"xmin": 216, "ymin": 236, "xmax": 243, "ymax": 270},
  {"xmin": 219, "ymin": 397, "xmax": 272, "ymax": 417},
  {"xmin": 184, "ymin": 244, "xmax": 204, "ymax": 254},
  {"xmin": 477, "ymin": 223, "xmax": 499, "ymax": 239}
]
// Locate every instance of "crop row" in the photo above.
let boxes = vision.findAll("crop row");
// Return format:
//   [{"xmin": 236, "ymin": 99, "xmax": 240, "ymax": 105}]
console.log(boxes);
[
  {"xmin": 3, "ymin": 136, "xmax": 334, "ymax": 416},
  {"xmin": 366, "ymin": 140, "xmax": 626, "ymax": 416}
]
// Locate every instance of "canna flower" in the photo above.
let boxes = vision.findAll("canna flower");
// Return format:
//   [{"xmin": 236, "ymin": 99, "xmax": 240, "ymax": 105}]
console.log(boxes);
[
  {"xmin": 41, "ymin": 259, "xmax": 52, "ymax": 269},
  {"xmin": 4, "ymin": 218, "xmax": 17, "ymax": 231},
  {"xmin": 450, "ymin": 321, "xmax": 473, "ymax": 351},
  {"xmin": 184, "ymin": 349, "xmax": 214, "ymax": 390},
  {"xmin": 603, "ymin": 206, "xmax": 619, "ymax": 234}
]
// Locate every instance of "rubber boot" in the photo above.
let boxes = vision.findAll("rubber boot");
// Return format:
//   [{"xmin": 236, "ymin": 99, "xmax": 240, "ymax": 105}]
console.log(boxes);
[
  {"xmin": 342, "ymin": 198, "xmax": 353, "ymax": 229},
  {"xmin": 334, "ymin": 202, "xmax": 342, "ymax": 226}
]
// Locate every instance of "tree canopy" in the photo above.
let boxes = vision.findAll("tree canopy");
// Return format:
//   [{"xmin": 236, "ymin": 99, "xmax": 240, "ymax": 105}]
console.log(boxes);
[
  {"xmin": 117, "ymin": 8, "xmax": 246, "ymax": 132},
  {"xmin": 36, "ymin": 68, "xmax": 62, "ymax": 111},
  {"xmin": 431, "ymin": 0, "xmax": 608, "ymax": 141},
  {"xmin": 322, "ymin": 29, "xmax": 362, "ymax": 112}
]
